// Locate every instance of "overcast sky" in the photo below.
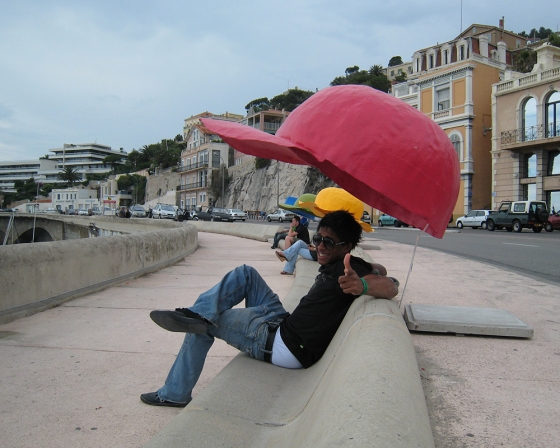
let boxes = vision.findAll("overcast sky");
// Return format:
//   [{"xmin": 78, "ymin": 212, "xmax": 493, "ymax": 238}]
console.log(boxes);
[{"xmin": 0, "ymin": 0, "xmax": 556, "ymax": 161}]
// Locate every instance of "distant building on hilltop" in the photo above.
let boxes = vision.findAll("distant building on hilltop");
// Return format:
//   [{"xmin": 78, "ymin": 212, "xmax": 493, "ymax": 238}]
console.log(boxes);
[{"xmin": 0, "ymin": 142, "xmax": 125, "ymax": 193}]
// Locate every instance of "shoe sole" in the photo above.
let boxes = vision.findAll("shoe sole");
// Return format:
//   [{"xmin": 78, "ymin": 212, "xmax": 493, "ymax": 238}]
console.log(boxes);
[
  {"xmin": 150, "ymin": 310, "xmax": 208, "ymax": 333},
  {"xmin": 275, "ymin": 251, "xmax": 287, "ymax": 262}
]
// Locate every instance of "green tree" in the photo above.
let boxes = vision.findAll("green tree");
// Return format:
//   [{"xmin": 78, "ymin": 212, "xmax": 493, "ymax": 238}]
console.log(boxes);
[
  {"xmin": 103, "ymin": 154, "xmax": 125, "ymax": 173},
  {"xmin": 513, "ymin": 49, "xmax": 537, "ymax": 73},
  {"xmin": 270, "ymin": 88, "xmax": 314, "ymax": 111},
  {"xmin": 548, "ymin": 32, "xmax": 560, "ymax": 48},
  {"xmin": 331, "ymin": 65, "xmax": 391, "ymax": 92},
  {"xmin": 57, "ymin": 166, "xmax": 81, "ymax": 187},
  {"xmin": 254, "ymin": 158, "xmax": 272, "ymax": 169},
  {"xmin": 345, "ymin": 66, "xmax": 360, "ymax": 76},
  {"xmin": 394, "ymin": 72, "xmax": 407, "ymax": 83},
  {"xmin": 245, "ymin": 97, "xmax": 270, "ymax": 111},
  {"xmin": 117, "ymin": 174, "xmax": 147, "ymax": 204},
  {"xmin": 388, "ymin": 56, "xmax": 403, "ymax": 67},
  {"xmin": 209, "ymin": 164, "xmax": 230, "ymax": 206}
]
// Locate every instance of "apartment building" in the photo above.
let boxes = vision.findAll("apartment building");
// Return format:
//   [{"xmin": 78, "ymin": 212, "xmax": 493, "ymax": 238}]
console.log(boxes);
[
  {"xmin": 178, "ymin": 123, "xmax": 233, "ymax": 210},
  {"xmin": 0, "ymin": 158, "xmax": 57, "ymax": 192},
  {"xmin": 392, "ymin": 22, "xmax": 528, "ymax": 217},
  {"xmin": 492, "ymin": 42, "xmax": 560, "ymax": 212},
  {"xmin": 0, "ymin": 143, "xmax": 125, "ymax": 193}
]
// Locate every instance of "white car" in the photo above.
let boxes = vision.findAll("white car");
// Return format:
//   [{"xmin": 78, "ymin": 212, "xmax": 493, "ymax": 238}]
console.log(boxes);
[
  {"xmin": 455, "ymin": 210, "xmax": 495, "ymax": 229},
  {"xmin": 266, "ymin": 209, "xmax": 295, "ymax": 222},
  {"xmin": 78, "ymin": 209, "xmax": 89, "ymax": 216},
  {"xmin": 152, "ymin": 204, "xmax": 176, "ymax": 219},
  {"xmin": 227, "ymin": 209, "xmax": 247, "ymax": 221}
]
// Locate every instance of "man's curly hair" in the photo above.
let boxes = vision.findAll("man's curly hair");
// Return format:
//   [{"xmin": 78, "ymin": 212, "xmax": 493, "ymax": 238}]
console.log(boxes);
[{"xmin": 317, "ymin": 210, "xmax": 362, "ymax": 249}]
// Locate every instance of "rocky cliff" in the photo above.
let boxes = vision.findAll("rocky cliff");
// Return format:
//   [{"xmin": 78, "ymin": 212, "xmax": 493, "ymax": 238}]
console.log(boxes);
[{"xmin": 223, "ymin": 159, "xmax": 335, "ymax": 213}]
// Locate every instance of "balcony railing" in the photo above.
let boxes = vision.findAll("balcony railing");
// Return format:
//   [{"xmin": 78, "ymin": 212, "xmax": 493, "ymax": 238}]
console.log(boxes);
[
  {"xmin": 177, "ymin": 180, "xmax": 208, "ymax": 191},
  {"xmin": 501, "ymin": 123, "xmax": 560, "ymax": 145},
  {"xmin": 177, "ymin": 161, "xmax": 209, "ymax": 172},
  {"xmin": 496, "ymin": 67, "xmax": 560, "ymax": 93}
]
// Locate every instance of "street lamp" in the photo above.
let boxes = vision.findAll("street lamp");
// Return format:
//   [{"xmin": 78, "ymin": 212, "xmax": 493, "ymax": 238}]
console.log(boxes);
[
  {"xmin": 220, "ymin": 155, "xmax": 225, "ymax": 208},
  {"xmin": 32, "ymin": 181, "xmax": 42, "ymax": 243}
]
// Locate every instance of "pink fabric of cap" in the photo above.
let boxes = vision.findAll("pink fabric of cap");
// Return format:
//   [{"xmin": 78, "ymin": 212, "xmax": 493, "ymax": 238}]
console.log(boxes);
[{"xmin": 201, "ymin": 84, "xmax": 460, "ymax": 238}]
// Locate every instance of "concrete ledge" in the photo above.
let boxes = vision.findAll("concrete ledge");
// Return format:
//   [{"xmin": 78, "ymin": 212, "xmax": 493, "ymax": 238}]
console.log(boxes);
[
  {"xmin": 145, "ymin": 246, "xmax": 434, "ymax": 447},
  {"xmin": 0, "ymin": 225, "xmax": 198, "ymax": 324},
  {"xmin": 188, "ymin": 220, "xmax": 283, "ymax": 242}
]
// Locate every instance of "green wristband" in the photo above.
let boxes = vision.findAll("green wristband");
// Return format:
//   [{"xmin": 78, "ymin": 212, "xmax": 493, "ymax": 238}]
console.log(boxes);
[{"xmin": 360, "ymin": 277, "xmax": 368, "ymax": 295}]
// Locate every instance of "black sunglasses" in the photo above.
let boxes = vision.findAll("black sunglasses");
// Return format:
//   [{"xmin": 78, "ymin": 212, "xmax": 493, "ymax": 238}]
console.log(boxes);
[{"xmin": 312, "ymin": 234, "xmax": 346, "ymax": 250}]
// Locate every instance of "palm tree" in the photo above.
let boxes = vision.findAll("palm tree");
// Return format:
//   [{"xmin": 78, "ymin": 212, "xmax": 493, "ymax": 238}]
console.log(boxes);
[{"xmin": 57, "ymin": 166, "xmax": 81, "ymax": 187}]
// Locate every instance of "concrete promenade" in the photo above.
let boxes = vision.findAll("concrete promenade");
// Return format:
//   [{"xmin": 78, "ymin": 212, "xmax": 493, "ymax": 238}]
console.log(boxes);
[{"xmin": 0, "ymin": 230, "xmax": 559, "ymax": 447}]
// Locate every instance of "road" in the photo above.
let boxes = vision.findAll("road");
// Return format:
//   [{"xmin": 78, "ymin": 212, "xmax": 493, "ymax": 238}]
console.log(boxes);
[{"xmin": 363, "ymin": 226, "xmax": 560, "ymax": 285}]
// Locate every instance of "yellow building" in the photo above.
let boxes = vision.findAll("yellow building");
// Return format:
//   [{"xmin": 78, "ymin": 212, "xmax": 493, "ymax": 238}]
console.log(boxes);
[{"xmin": 392, "ymin": 23, "xmax": 528, "ymax": 221}]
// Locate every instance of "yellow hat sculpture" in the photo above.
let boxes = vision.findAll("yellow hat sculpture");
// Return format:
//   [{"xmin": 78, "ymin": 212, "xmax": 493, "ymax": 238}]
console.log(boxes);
[{"xmin": 299, "ymin": 187, "xmax": 373, "ymax": 232}]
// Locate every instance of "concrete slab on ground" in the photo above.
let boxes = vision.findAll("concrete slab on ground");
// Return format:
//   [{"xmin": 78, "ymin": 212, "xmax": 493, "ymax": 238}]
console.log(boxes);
[{"xmin": 404, "ymin": 303, "xmax": 534, "ymax": 338}]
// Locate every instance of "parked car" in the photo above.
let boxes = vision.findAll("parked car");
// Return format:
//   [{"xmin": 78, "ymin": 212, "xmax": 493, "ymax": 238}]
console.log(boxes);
[
  {"xmin": 78, "ymin": 209, "xmax": 89, "ymax": 216},
  {"xmin": 362, "ymin": 211, "xmax": 371, "ymax": 223},
  {"xmin": 377, "ymin": 213, "xmax": 409, "ymax": 227},
  {"xmin": 486, "ymin": 200, "xmax": 549, "ymax": 233},
  {"xmin": 227, "ymin": 209, "xmax": 247, "ymax": 221},
  {"xmin": 455, "ymin": 210, "xmax": 495, "ymax": 229},
  {"xmin": 544, "ymin": 212, "xmax": 560, "ymax": 232},
  {"xmin": 66, "ymin": 208, "xmax": 78, "ymax": 215},
  {"xmin": 151, "ymin": 204, "xmax": 177, "ymax": 219},
  {"xmin": 266, "ymin": 209, "xmax": 295, "ymax": 222},
  {"xmin": 129, "ymin": 205, "xmax": 147, "ymax": 218},
  {"xmin": 196, "ymin": 207, "xmax": 233, "ymax": 222},
  {"xmin": 91, "ymin": 207, "xmax": 102, "ymax": 215}
]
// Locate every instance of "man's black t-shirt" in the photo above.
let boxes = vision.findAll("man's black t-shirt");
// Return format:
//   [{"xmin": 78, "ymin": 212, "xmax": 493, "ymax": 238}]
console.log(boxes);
[
  {"xmin": 294, "ymin": 223, "xmax": 310, "ymax": 244},
  {"xmin": 279, "ymin": 255, "xmax": 372, "ymax": 368}
]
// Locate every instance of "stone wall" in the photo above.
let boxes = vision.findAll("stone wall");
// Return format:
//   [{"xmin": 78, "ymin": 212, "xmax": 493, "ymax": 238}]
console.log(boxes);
[{"xmin": 145, "ymin": 158, "xmax": 335, "ymax": 213}]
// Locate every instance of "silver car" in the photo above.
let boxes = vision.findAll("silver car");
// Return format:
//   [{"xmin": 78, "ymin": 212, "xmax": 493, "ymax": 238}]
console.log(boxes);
[
  {"xmin": 227, "ymin": 209, "xmax": 247, "ymax": 221},
  {"xmin": 129, "ymin": 205, "xmax": 147, "ymax": 218},
  {"xmin": 152, "ymin": 204, "xmax": 176, "ymax": 219},
  {"xmin": 266, "ymin": 209, "xmax": 295, "ymax": 222},
  {"xmin": 455, "ymin": 210, "xmax": 495, "ymax": 229}
]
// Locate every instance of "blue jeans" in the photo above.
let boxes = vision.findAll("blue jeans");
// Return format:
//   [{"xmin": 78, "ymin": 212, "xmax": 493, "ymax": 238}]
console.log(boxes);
[
  {"xmin": 157, "ymin": 265, "xmax": 289, "ymax": 403},
  {"xmin": 282, "ymin": 239, "xmax": 314, "ymax": 274},
  {"xmin": 272, "ymin": 231, "xmax": 287, "ymax": 248}
]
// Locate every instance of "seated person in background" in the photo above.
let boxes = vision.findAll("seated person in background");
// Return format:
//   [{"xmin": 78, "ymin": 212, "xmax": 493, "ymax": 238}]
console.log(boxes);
[
  {"xmin": 275, "ymin": 239, "xmax": 316, "ymax": 275},
  {"xmin": 140, "ymin": 210, "xmax": 398, "ymax": 408},
  {"xmin": 271, "ymin": 215, "xmax": 310, "ymax": 249}
]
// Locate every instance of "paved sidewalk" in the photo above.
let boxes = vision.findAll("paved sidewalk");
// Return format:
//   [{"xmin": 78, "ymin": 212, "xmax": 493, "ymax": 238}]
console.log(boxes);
[{"xmin": 1, "ymin": 231, "xmax": 559, "ymax": 447}]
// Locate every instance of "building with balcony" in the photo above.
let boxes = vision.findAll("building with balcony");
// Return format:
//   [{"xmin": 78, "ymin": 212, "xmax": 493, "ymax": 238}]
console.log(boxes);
[
  {"xmin": 491, "ymin": 43, "xmax": 560, "ymax": 212},
  {"xmin": 0, "ymin": 158, "xmax": 58, "ymax": 193},
  {"xmin": 0, "ymin": 143, "xmax": 125, "ymax": 193},
  {"xmin": 182, "ymin": 111, "xmax": 243, "ymax": 141},
  {"xmin": 178, "ymin": 124, "xmax": 232, "ymax": 210},
  {"xmin": 235, "ymin": 108, "xmax": 290, "ymax": 166},
  {"xmin": 49, "ymin": 143, "xmax": 127, "ymax": 181},
  {"xmin": 392, "ymin": 21, "xmax": 528, "ymax": 216}
]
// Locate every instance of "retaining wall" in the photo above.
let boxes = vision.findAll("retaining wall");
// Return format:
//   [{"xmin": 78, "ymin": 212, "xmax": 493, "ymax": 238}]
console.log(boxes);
[{"xmin": 0, "ymin": 223, "xmax": 198, "ymax": 324}]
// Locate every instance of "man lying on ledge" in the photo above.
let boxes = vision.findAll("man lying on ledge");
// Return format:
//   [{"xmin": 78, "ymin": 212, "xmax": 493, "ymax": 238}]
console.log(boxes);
[{"xmin": 141, "ymin": 210, "xmax": 399, "ymax": 407}]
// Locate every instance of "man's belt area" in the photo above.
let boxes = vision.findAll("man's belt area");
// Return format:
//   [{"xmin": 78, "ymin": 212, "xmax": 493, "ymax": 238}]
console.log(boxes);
[{"xmin": 264, "ymin": 322, "xmax": 279, "ymax": 363}]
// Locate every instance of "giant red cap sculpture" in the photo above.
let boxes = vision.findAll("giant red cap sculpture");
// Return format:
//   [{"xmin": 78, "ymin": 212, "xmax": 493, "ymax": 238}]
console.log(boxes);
[{"xmin": 201, "ymin": 85, "xmax": 460, "ymax": 238}]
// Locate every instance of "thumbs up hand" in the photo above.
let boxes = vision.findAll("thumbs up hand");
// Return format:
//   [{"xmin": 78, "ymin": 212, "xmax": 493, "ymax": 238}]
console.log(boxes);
[{"xmin": 339, "ymin": 254, "xmax": 362, "ymax": 295}]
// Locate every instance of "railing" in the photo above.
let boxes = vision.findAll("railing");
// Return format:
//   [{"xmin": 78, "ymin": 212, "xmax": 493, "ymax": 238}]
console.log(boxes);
[
  {"xmin": 501, "ymin": 123, "xmax": 560, "ymax": 144},
  {"xmin": 177, "ymin": 161, "xmax": 209, "ymax": 172},
  {"xmin": 496, "ymin": 67, "xmax": 560, "ymax": 93},
  {"xmin": 177, "ymin": 180, "xmax": 208, "ymax": 191}
]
